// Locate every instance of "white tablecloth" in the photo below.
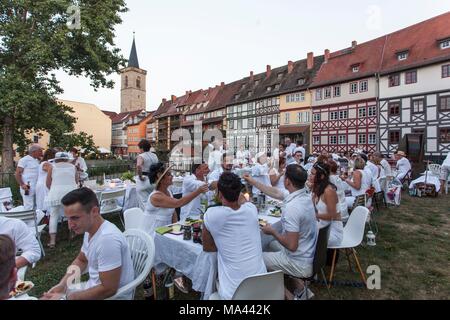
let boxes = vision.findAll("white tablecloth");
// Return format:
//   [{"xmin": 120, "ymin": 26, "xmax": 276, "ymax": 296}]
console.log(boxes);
[
  {"xmin": 409, "ymin": 173, "xmax": 441, "ymax": 192},
  {"xmin": 94, "ymin": 184, "xmax": 142, "ymax": 212},
  {"xmin": 153, "ymin": 212, "xmax": 282, "ymax": 300}
]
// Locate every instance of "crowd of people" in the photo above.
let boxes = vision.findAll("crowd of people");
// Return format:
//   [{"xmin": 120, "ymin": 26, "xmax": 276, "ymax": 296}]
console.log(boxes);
[{"xmin": 1, "ymin": 137, "xmax": 449, "ymax": 301}]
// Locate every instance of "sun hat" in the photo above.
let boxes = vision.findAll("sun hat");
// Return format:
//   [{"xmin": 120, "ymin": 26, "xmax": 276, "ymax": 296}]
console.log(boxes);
[
  {"xmin": 155, "ymin": 164, "xmax": 175, "ymax": 187},
  {"xmin": 396, "ymin": 151, "xmax": 406, "ymax": 157},
  {"xmin": 49, "ymin": 152, "xmax": 72, "ymax": 162}
]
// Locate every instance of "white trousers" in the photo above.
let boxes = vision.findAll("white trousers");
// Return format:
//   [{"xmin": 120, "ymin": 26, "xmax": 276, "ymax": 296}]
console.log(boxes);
[
  {"xmin": 49, "ymin": 205, "xmax": 62, "ymax": 234},
  {"xmin": 20, "ymin": 189, "xmax": 35, "ymax": 211}
]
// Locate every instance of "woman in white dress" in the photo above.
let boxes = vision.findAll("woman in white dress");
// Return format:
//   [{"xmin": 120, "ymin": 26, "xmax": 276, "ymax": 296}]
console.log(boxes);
[
  {"xmin": 35, "ymin": 149, "xmax": 56, "ymax": 213},
  {"xmin": 46, "ymin": 152, "xmax": 78, "ymax": 248},
  {"xmin": 328, "ymin": 161, "xmax": 349, "ymax": 222},
  {"xmin": 309, "ymin": 162, "xmax": 343, "ymax": 247},
  {"xmin": 136, "ymin": 139, "xmax": 159, "ymax": 209},
  {"xmin": 342, "ymin": 157, "xmax": 372, "ymax": 209},
  {"xmin": 143, "ymin": 162, "xmax": 208, "ymax": 236},
  {"xmin": 269, "ymin": 156, "xmax": 287, "ymax": 194}
]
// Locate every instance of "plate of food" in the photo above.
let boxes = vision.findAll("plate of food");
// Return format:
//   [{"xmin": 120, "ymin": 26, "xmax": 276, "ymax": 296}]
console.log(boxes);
[
  {"xmin": 9, "ymin": 281, "xmax": 34, "ymax": 298},
  {"xmin": 169, "ymin": 224, "xmax": 184, "ymax": 235},
  {"xmin": 268, "ymin": 207, "xmax": 282, "ymax": 217}
]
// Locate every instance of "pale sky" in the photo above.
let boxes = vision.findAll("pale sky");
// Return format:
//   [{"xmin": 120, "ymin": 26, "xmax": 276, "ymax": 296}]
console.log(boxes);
[{"xmin": 56, "ymin": 0, "xmax": 450, "ymax": 113}]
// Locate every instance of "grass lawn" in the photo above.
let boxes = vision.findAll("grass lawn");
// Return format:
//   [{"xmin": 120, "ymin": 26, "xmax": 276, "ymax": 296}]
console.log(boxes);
[{"xmin": 27, "ymin": 191, "xmax": 450, "ymax": 300}]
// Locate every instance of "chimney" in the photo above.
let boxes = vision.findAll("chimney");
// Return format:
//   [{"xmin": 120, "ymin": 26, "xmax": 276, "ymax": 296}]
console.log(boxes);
[
  {"xmin": 220, "ymin": 82, "xmax": 225, "ymax": 87},
  {"xmin": 250, "ymin": 71, "xmax": 254, "ymax": 81},
  {"xmin": 288, "ymin": 61, "xmax": 294, "ymax": 74},
  {"xmin": 324, "ymin": 49, "xmax": 330, "ymax": 63},
  {"xmin": 171, "ymin": 95, "xmax": 177, "ymax": 102},
  {"xmin": 307, "ymin": 52, "xmax": 314, "ymax": 70},
  {"xmin": 162, "ymin": 98, "xmax": 167, "ymax": 104},
  {"xmin": 352, "ymin": 40, "xmax": 357, "ymax": 49},
  {"xmin": 266, "ymin": 65, "xmax": 271, "ymax": 78}
]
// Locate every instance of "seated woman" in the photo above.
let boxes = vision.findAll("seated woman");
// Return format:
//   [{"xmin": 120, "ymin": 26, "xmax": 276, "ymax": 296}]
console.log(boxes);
[
  {"xmin": 143, "ymin": 162, "xmax": 209, "ymax": 236},
  {"xmin": 341, "ymin": 157, "xmax": 372, "ymax": 209},
  {"xmin": 328, "ymin": 161, "xmax": 349, "ymax": 222},
  {"xmin": 309, "ymin": 162, "xmax": 343, "ymax": 247},
  {"xmin": 269, "ymin": 157, "xmax": 287, "ymax": 194}
]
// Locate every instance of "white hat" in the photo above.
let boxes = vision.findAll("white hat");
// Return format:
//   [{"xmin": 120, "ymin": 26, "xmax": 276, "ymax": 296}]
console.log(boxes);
[{"xmin": 50, "ymin": 152, "xmax": 72, "ymax": 162}]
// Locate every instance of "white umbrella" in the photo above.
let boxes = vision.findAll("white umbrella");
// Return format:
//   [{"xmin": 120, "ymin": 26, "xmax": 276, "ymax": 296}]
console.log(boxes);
[{"xmin": 98, "ymin": 147, "xmax": 111, "ymax": 154}]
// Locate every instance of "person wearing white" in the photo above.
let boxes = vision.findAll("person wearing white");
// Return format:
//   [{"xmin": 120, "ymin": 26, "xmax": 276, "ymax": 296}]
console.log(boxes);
[
  {"xmin": 440, "ymin": 152, "xmax": 450, "ymax": 194},
  {"xmin": 208, "ymin": 149, "xmax": 223, "ymax": 173},
  {"xmin": 208, "ymin": 153, "xmax": 234, "ymax": 189},
  {"xmin": 136, "ymin": 140, "xmax": 159, "ymax": 208},
  {"xmin": 328, "ymin": 162, "xmax": 349, "ymax": 222},
  {"xmin": 180, "ymin": 163, "xmax": 210, "ymax": 222},
  {"xmin": 269, "ymin": 157, "xmax": 288, "ymax": 195},
  {"xmin": 244, "ymin": 164, "xmax": 318, "ymax": 299},
  {"xmin": 46, "ymin": 152, "xmax": 78, "ymax": 247},
  {"xmin": 143, "ymin": 163, "xmax": 208, "ymax": 236},
  {"xmin": 41, "ymin": 188, "xmax": 134, "ymax": 300},
  {"xmin": 15, "ymin": 144, "xmax": 43, "ymax": 210},
  {"xmin": 236, "ymin": 145, "xmax": 249, "ymax": 166},
  {"xmin": 70, "ymin": 148, "xmax": 88, "ymax": 182},
  {"xmin": 395, "ymin": 151, "xmax": 412, "ymax": 181},
  {"xmin": 294, "ymin": 143, "xmax": 306, "ymax": 165},
  {"xmin": 203, "ymin": 172, "xmax": 266, "ymax": 300},
  {"xmin": 373, "ymin": 152, "xmax": 392, "ymax": 178},
  {"xmin": 342, "ymin": 157, "xmax": 372, "ymax": 209},
  {"xmin": 35, "ymin": 149, "xmax": 55, "ymax": 212},
  {"xmin": 0, "ymin": 216, "xmax": 41, "ymax": 269},
  {"xmin": 251, "ymin": 153, "xmax": 271, "ymax": 196}
]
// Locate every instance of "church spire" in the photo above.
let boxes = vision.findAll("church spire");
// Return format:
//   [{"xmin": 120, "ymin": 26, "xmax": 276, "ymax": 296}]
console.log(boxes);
[{"xmin": 128, "ymin": 32, "xmax": 140, "ymax": 68}]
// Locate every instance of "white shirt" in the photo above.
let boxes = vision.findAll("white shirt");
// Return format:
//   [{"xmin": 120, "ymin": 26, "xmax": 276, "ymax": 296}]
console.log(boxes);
[
  {"xmin": 204, "ymin": 202, "xmax": 267, "ymax": 300},
  {"xmin": 208, "ymin": 150, "xmax": 222, "ymax": 172},
  {"xmin": 251, "ymin": 163, "xmax": 271, "ymax": 195},
  {"xmin": 17, "ymin": 155, "xmax": 40, "ymax": 186},
  {"xmin": 280, "ymin": 188, "xmax": 318, "ymax": 266},
  {"xmin": 73, "ymin": 157, "xmax": 88, "ymax": 172},
  {"xmin": 0, "ymin": 216, "xmax": 41, "ymax": 265},
  {"xmin": 81, "ymin": 221, "xmax": 134, "ymax": 299},
  {"xmin": 366, "ymin": 161, "xmax": 380, "ymax": 179},
  {"xmin": 396, "ymin": 157, "xmax": 412, "ymax": 177},
  {"xmin": 442, "ymin": 153, "xmax": 450, "ymax": 167},
  {"xmin": 180, "ymin": 175, "xmax": 206, "ymax": 221},
  {"xmin": 380, "ymin": 159, "xmax": 392, "ymax": 177},
  {"xmin": 208, "ymin": 167, "xmax": 224, "ymax": 184}
]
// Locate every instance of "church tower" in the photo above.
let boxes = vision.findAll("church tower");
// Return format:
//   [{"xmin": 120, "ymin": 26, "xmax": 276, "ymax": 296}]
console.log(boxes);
[{"xmin": 120, "ymin": 34, "xmax": 147, "ymax": 113}]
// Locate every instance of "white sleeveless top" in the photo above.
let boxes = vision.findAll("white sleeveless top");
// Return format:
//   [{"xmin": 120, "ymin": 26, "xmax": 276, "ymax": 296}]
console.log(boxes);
[
  {"xmin": 314, "ymin": 197, "xmax": 344, "ymax": 247},
  {"xmin": 138, "ymin": 152, "xmax": 159, "ymax": 173},
  {"xmin": 350, "ymin": 169, "xmax": 371, "ymax": 197},
  {"xmin": 46, "ymin": 163, "xmax": 78, "ymax": 207},
  {"xmin": 143, "ymin": 190, "xmax": 175, "ymax": 236},
  {"xmin": 36, "ymin": 162, "xmax": 51, "ymax": 211}
]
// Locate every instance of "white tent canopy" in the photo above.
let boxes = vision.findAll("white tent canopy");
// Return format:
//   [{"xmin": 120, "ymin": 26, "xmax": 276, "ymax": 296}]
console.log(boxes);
[{"xmin": 80, "ymin": 147, "xmax": 111, "ymax": 154}]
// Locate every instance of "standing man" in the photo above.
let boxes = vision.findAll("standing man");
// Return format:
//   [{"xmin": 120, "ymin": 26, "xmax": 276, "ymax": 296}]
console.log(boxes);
[
  {"xmin": 15, "ymin": 144, "xmax": 42, "ymax": 210},
  {"xmin": 70, "ymin": 148, "xmax": 88, "ymax": 183}
]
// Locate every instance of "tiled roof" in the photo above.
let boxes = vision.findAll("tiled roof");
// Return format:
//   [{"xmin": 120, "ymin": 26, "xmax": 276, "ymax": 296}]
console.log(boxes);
[
  {"xmin": 102, "ymin": 110, "xmax": 118, "ymax": 119},
  {"xmin": 110, "ymin": 110, "xmax": 144, "ymax": 124},
  {"xmin": 205, "ymin": 80, "xmax": 246, "ymax": 112}
]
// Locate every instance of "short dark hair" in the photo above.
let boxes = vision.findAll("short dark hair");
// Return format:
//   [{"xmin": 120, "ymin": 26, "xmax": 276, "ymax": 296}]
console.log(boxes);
[
  {"xmin": 138, "ymin": 139, "xmax": 151, "ymax": 152},
  {"xmin": 149, "ymin": 162, "xmax": 166, "ymax": 184},
  {"xmin": 0, "ymin": 235, "xmax": 15, "ymax": 293},
  {"xmin": 218, "ymin": 172, "xmax": 242, "ymax": 202},
  {"xmin": 285, "ymin": 164, "xmax": 307, "ymax": 190},
  {"xmin": 191, "ymin": 162, "xmax": 205, "ymax": 174},
  {"xmin": 359, "ymin": 153, "xmax": 368, "ymax": 163},
  {"xmin": 61, "ymin": 187, "xmax": 99, "ymax": 213}
]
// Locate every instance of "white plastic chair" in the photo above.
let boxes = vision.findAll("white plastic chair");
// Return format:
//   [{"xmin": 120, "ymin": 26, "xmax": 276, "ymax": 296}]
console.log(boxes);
[
  {"xmin": 328, "ymin": 206, "xmax": 369, "ymax": 287},
  {"xmin": 107, "ymin": 229, "xmax": 155, "ymax": 300},
  {"xmin": 0, "ymin": 209, "xmax": 46, "ymax": 258},
  {"xmin": 209, "ymin": 270, "xmax": 284, "ymax": 300},
  {"xmin": 427, "ymin": 164, "xmax": 442, "ymax": 177},
  {"xmin": 124, "ymin": 208, "xmax": 144, "ymax": 230},
  {"xmin": 99, "ymin": 189, "xmax": 126, "ymax": 226}
]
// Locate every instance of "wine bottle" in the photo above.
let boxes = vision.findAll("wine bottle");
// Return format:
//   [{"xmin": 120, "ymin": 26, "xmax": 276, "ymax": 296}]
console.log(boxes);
[{"xmin": 143, "ymin": 277, "xmax": 154, "ymax": 300}]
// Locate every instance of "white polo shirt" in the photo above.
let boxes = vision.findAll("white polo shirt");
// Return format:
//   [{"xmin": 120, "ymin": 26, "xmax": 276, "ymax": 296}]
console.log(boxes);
[
  {"xmin": 81, "ymin": 221, "xmax": 134, "ymax": 299},
  {"xmin": 17, "ymin": 155, "xmax": 40, "ymax": 186}
]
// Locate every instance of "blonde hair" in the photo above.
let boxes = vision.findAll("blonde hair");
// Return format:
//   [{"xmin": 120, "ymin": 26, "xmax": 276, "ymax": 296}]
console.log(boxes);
[{"xmin": 354, "ymin": 157, "xmax": 366, "ymax": 170}]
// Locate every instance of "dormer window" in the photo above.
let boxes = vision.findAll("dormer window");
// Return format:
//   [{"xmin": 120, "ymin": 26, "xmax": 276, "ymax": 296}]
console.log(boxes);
[
  {"xmin": 234, "ymin": 94, "xmax": 240, "ymax": 100},
  {"xmin": 277, "ymin": 73, "xmax": 283, "ymax": 80},
  {"xmin": 440, "ymin": 39, "xmax": 450, "ymax": 50},
  {"xmin": 351, "ymin": 64, "xmax": 360, "ymax": 73},
  {"xmin": 266, "ymin": 86, "xmax": 272, "ymax": 92},
  {"xmin": 397, "ymin": 51, "xmax": 409, "ymax": 61},
  {"xmin": 241, "ymin": 84, "xmax": 246, "ymax": 90},
  {"xmin": 247, "ymin": 91, "xmax": 253, "ymax": 97},
  {"xmin": 297, "ymin": 78, "xmax": 305, "ymax": 86},
  {"xmin": 254, "ymin": 80, "xmax": 260, "ymax": 86},
  {"xmin": 274, "ymin": 84, "xmax": 280, "ymax": 90}
]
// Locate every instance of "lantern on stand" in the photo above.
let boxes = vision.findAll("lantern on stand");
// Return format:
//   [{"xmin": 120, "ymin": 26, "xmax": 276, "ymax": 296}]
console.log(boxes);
[{"xmin": 366, "ymin": 231, "xmax": 376, "ymax": 246}]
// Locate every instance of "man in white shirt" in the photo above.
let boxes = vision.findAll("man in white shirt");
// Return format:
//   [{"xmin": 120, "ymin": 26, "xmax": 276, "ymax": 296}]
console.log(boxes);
[
  {"xmin": 208, "ymin": 153, "xmax": 234, "ymax": 189},
  {"xmin": 180, "ymin": 163, "xmax": 210, "ymax": 222},
  {"xmin": 203, "ymin": 172, "xmax": 266, "ymax": 300},
  {"xmin": 440, "ymin": 151, "xmax": 450, "ymax": 194},
  {"xmin": 70, "ymin": 148, "xmax": 88, "ymax": 182},
  {"xmin": 287, "ymin": 151, "xmax": 303, "ymax": 167},
  {"xmin": 0, "ymin": 216, "xmax": 41, "ymax": 269},
  {"xmin": 41, "ymin": 188, "xmax": 134, "ymax": 300},
  {"xmin": 244, "ymin": 164, "xmax": 318, "ymax": 299},
  {"xmin": 373, "ymin": 152, "xmax": 392, "ymax": 178},
  {"xmin": 251, "ymin": 152, "xmax": 272, "ymax": 196},
  {"xmin": 15, "ymin": 144, "xmax": 43, "ymax": 210},
  {"xmin": 395, "ymin": 151, "xmax": 412, "ymax": 181}
]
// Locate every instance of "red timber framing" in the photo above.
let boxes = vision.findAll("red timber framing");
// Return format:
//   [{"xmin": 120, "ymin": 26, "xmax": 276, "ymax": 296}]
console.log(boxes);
[{"xmin": 312, "ymin": 98, "xmax": 377, "ymax": 154}]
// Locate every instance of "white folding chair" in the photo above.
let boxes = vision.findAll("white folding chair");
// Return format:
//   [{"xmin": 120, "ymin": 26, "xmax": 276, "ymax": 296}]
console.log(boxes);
[
  {"xmin": 0, "ymin": 209, "xmax": 47, "ymax": 258},
  {"xmin": 209, "ymin": 270, "xmax": 284, "ymax": 300},
  {"xmin": 123, "ymin": 208, "xmax": 144, "ymax": 231},
  {"xmin": 107, "ymin": 229, "xmax": 155, "ymax": 300},
  {"xmin": 328, "ymin": 206, "xmax": 369, "ymax": 287},
  {"xmin": 99, "ymin": 189, "xmax": 126, "ymax": 227}
]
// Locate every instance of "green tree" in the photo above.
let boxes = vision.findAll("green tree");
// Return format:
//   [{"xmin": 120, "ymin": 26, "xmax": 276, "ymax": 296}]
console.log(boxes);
[
  {"xmin": 0, "ymin": 0, "xmax": 128, "ymax": 172},
  {"xmin": 49, "ymin": 131, "xmax": 98, "ymax": 154}
]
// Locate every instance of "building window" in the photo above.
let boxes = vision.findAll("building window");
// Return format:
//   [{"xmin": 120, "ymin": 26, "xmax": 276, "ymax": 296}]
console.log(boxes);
[
  {"xmin": 284, "ymin": 113, "xmax": 290, "ymax": 124},
  {"xmin": 358, "ymin": 134, "xmax": 366, "ymax": 144},
  {"xmin": 33, "ymin": 135, "xmax": 39, "ymax": 143},
  {"xmin": 389, "ymin": 131, "xmax": 401, "ymax": 144},
  {"xmin": 304, "ymin": 112, "xmax": 310, "ymax": 123},
  {"xmin": 368, "ymin": 106, "xmax": 376, "ymax": 117},
  {"xmin": 295, "ymin": 93, "xmax": 300, "ymax": 102},
  {"xmin": 334, "ymin": 85, "xmax": 341, "ymax": 97},
  {"xmin": 316, "ymin": 89, "xmax": 323, "ymax": 100},
  {"xmin": 405, "ymin": 70, "xmax": 417, "ymax": 84},
  {"xmin": 359, "ymin": 80, "xmax": 368, "ymax": 92},
  {"xmin": 286, "ymin": 95, "xmax": 290, "ymax": 103},
  {"xmin": 442, "ymin": 64, "xmax": 450, "ymax": 78},
  {"xmin": 339, "ymin": 110, "xmax": 348, "ymax": 119},
  {"xmin": 324, "ymin": 87, "xmax": 332, "ymax": 99},
  {"xmin": 275, "ymin": 84, "xmax": 280, "ymax": 90},
  {"xmin": 412, "ymin": 98, "xmax": 425, "ymax": 114},
  {"xmin": 439, "ymin": 96, "xmax": 450, "ymax": 111},
  {"xmin": 313, "ymin": 136, "xmax": 320, "ymax": 145},
  {"xmin": 350, "ymin": 82, "xmax": 358, "ymax": 94},
  {"xmin": 300, "ymin": 92, "xmax": 305, "ymax": 101},
  {"xmin": 368, "ymin": 134, "xmax": 376, "ymax": 144},
  {"xmin": 440, "ymin": 40, "xmax": 450, "ymax": 50},
  {"xmin": 136, "ymin": 76, "xmax": 141, "ymax": 89},
  {"xmin": 254, "ymin": 80, "xmax": 260, "ymax": 86},
  {"xmin": 358, "ymin": 107, "xmax": 366, "ymax": 118},
  {"xmin": 298, "ymin": 78, "xmax": 305, "ymax": 85},
  {"xmin": 330, "ymin": 111, "xmax": 338, "ymax": 120},
  {"xmin": 234, "ymin": 94, "xmax": 240, "ymax": 100},
  {"xmin": 388, "ymin": 74, "xmax": 400, "ymax": 87},
  {"xmin": 329, "ymin": 136, "xmax": 337, "ymax": 145},
  {"xmin": 440, "ymin": 128, "xmax": 450, "ymax": 143},
  {"xmin": 397, "ymin": 51, "xmax": 409, "ymax": 61},
  {"xmin": 125, "ymin": 76, "xmax": 129, "ymax": 87},
  {"xmin": 266, "ymin": 86, "xmax": 272, "ymax": 92},
  {"xmin": 297, "ymin": 112, "xmax": 302, "ymax": 123},
  {"xmin": 313, "ymin": 113, "xmax": 321, "ymax": 122},
  {"xmin": 352, "ymin": 65, "xmax": 360, "ymax": 73},
  {"xmin": 338, "ymin": 135, "xmax": 346, "ymax": 145},
  {"xmin": 389, "ymin": 102, "xmax": 401, "ymax": 116}
]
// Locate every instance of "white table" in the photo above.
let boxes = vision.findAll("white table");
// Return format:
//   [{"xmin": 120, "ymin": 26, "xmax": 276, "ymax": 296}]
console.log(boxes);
[
  {"xmin": 93, "ymin": 184, "xmax": 141, "ymax": 212},
  {"xmin": 153, "ymin": 211, "xmax": 282, "ymax": 300}
]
